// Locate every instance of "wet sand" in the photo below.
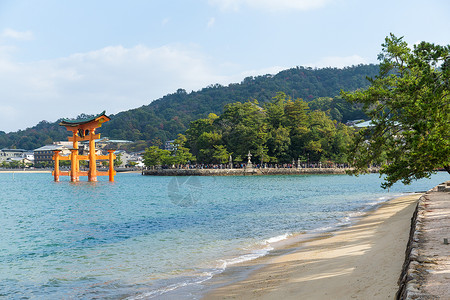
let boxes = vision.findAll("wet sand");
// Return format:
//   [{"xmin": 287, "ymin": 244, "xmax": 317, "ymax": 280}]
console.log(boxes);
[{"xmin": 204, "ymin": 194, "xmax": 420, "ymax": 300}]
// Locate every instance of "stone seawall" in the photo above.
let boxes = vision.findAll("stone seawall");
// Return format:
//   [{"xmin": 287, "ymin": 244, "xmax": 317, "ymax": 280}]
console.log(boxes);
[
  {"xmin": 396, "ymin": 180, "xmax": 450, "ymax": 299},
  {"xmin": 142, "ymin": 167, "xmax": 356, "ymax": 176}
]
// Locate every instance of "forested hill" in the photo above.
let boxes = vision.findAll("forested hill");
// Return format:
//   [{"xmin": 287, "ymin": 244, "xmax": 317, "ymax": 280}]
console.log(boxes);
[{"xmin": 0, "ymin": 64, "xmax": 378, "ymax": 150}]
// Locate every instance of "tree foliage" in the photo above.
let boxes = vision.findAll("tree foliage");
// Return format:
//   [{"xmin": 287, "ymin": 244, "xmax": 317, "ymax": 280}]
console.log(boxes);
[
  {"xmin": 114, "ymin": 153, "xmax": 123, "ymax": 167},
  {"xmin": 143, "ymin": 146, "xmax": 172, "ymax": 167},
  {"xmin": 186, "ymin": 93, "xmax": 354, "ymax": 164},
  {"xmin": 172, "ymin": 134, "xmax": 196, "ymax": 164},
  {"xmin": 143, "ymin": 134, "xmax": 195, "ymax": 167},
  {"xmin": 342, "ymin": 34, "xmax": 450, "ymax": 188}
]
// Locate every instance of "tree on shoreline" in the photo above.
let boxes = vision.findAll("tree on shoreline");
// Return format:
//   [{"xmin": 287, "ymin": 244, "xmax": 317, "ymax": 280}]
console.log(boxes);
[
  {"xmin": 143, "ymin": 134, "xmax": 195, "ymax": 167},
  {"xmin": 184, "ymin": 93, "xmax": 354, "ymax": 165},
  {"xmin": 342, "ymin": 34, "xmax": 450, "ymax": 188}
]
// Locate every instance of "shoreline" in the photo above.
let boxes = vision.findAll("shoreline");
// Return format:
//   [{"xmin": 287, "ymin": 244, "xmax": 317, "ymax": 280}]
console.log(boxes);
[
  {"xmin": 142, "ymin": 167, "xmax": 379, "ymax": 176},
  {"xmin": 0, "ymin": 169, "xmax": 51, "ymax": 173},
  {"xmin": 0, "ymin": 169, "xmax": 141, "ymax": 174},
  {"xmin": 201, "ymin": 193, "xmax": 421, "ymax": 300}
]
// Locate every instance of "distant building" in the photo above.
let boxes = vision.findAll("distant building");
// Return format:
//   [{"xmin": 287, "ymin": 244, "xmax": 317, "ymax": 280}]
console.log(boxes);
[
  {"xmin": 353, "ymin": 120, "xmax": 374, "ymax": 128},
  {"xmin": 113, "ymin": 150, "xmax": 133, "ymax": 167},
  {"xmin": 345, "ymin": 119, "xmax": 365, "ymax": 126},
  {"xmin": 76, "ymin": 137, "xmax": 133, "ymax": 155},
  {"xmin": 164, "ymin": 140, "xmax": 176, "ymax": 151},
  {"xmin": 53, "ymin": 141, "xmax": 73, "ymax": 147},
  {"xmin": 24, "ymin": 151, "xmax": 35, "ymax": 162},
  {"xmin": 6, "ymin": 156, "xmax": 34, "ymax": 166},
  {"xmin": 34, "ymin": 145, "xmax": 70, "ymax": 165},
  {"xmin": 78, "ymin": 143, "xmax": 103, "ymax": 156},
  {"xmin": 0, "ymin": 149, "xmax": 27, "ymax": 162},
  {"xmin": 125, "ymin": 152, "xmax": 145, "ymax": 168},
  {"xmin": 92, "ymin": 137, "xmax": 133, "ymax": 149}
]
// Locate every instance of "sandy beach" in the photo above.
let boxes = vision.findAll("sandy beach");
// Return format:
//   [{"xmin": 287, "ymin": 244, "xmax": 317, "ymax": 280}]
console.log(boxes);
[{"xmin": 204, "ymin": 194, "xmax": 421, "ymax": 300}]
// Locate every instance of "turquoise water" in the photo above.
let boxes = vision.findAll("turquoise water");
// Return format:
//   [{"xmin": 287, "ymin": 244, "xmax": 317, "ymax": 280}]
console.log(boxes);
[{"xmin": 0, "ymin": 172, "xmax": 448, "ymax": 299}]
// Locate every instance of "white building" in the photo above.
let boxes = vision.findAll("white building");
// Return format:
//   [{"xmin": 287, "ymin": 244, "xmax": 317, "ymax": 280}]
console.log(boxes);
[
  {"xmin": 0, "ymin": 149, "xmax": 28, "ymax": 162},
  {"xmin": 164, "ymin": 140, "xmax": 176, "ymax": 151}
]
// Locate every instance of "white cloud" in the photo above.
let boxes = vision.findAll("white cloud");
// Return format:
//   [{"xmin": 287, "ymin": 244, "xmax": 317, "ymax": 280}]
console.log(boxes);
[
  {"xmin": 209, "ymin": 0, "xmax": 329, "ymax": 11},
  {"xmin": 2, "ymin": 28, "xmax": 34, "ymax": 40},
  {"xmin": 161, "ymin": 18, "xmax": 170, "ymax": 26},
  {"xmin": 0, "ymin": 44, "xmax": 229, "ymax": 133},
  {"xmin": 209, "ymin": 0, "xmax": 241, "ymax": 11},
  {"xmin": 207, "ymin": 17, "xmax": 216, "ymax": 28},
  {"xmin": 307, "ymin": 55, "xmax": 368, "ymax": 68}
]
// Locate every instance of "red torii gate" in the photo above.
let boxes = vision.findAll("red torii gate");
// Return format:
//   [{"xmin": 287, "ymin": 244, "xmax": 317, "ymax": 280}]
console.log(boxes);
[{"xmin": 52, "ymin": 111, "xmax": 116, "ymax": 182}]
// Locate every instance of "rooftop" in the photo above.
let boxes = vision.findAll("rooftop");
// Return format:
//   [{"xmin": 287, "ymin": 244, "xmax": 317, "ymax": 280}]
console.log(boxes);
[
  {"xmin": 1, "ymin": 148, "xmax": 28, "ymax": 152},
  {"xmin": 79, "ymin": 137, "xmax": 133, "ymax": 144},
  {"xmin": 353, "ymin": 120, "xmax": 374, "ymax": 128},
  {"xmin": 34, "ymin": 145, "xmax": 69, "ymax": 152},
  {"xmin": 59, "ymin": 111, "xmax": 110, "ymax": 127}
]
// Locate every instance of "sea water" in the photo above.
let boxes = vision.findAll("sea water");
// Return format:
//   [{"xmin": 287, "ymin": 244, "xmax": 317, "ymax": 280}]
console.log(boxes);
[{"xmin": 0, "ymin": 172, "xmax": 448, "ymax": 299}]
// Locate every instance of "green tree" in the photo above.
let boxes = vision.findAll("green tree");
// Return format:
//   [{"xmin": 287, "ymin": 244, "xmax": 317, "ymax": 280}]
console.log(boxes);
[
  {"xmin": 189, "ymin": 131, "xmax": 221, "ymax": 163},
  {"xmin": 42, "ymin": 161, "xmax": 52, "ymax": 168},
  {"xmin": 330, "ymin": 123, "xmax": 354, "ymax": 163},
  {"xmin": 267, "ymin": 126, "xmax": 291, "ymax": 162},
  {"xmin": 151, "ymin": 137, "xmax": 163, "ymax": 148},
  {"xmin": 265, "ymin": 92, "xmax": 286, "ymax": 128},
  {"xmin": 172, "ymin": 134, "xmax": 195, "ymax": 164},
  {"xmin": 211, "ymin": 145, "xmax": 231, "ymax": 164},
  {"xmin": 60, "ymin": 160, "xmax": 71, "ymax": 167},
  {"xmin": 183, "ymin": 95, "xmax": 354, "ymax": 165},
  {"xmin": 342, "ymin": 34, "xmax": 450, "ymax": 188},
  {"xmin": 127, "ymin": 161, "xmax": 138, "ymax": 167},
  {"xmin": 185, "ymin": 114, "xmax": 218, "ymax": 157},
  {"xmin": 143, "ymin": 146, "xmax": 172, "ymax": 167},
  {"xmin": 264, "ymin": 93, "xmax": 293, "ymax": 162},
  {"xmin": 114, "ymin": 153, "xmax": 123, "ymax": 167},
  {"xmin": 220, "ymin": 101, "xmax": 269, "ymax": 162},
  {"xmin": 9, "ymin": 160, "xmax": 20, "ymax": 168},
  {"xmin": 79, "ymin": 160, "xmax": 88, "ymax": 169},
  {"xmin": 284, "ymin": 98, "xmax": 310, "ymax": 159},
  {"xmin": 302, "ymin": 110, "xmax": 337, "ymax": 162}
]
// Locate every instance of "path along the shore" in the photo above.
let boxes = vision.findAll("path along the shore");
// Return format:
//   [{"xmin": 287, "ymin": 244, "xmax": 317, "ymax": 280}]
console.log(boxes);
[{"xmin": 397, "ymin": 181, "xmax": 450, "ymax": 299}]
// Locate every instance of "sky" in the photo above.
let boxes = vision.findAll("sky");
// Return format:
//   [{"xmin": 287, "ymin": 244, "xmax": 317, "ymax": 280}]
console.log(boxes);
[{"xmin": 0, "ymin": 0, "xmax": 449, "ymax": 133}]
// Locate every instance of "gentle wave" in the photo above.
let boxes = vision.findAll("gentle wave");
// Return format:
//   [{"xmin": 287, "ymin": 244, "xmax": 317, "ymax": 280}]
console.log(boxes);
[
  {"xmin": 127, "ymin": 233, "xmax": 292, "ymax": 299},
  {"xmin": 128, "ymin": 272, "xmax": 215, "ymax": 300},
  {"xmin": 263, "ymin": 233, "xmax": 291, "ymax": 245}
]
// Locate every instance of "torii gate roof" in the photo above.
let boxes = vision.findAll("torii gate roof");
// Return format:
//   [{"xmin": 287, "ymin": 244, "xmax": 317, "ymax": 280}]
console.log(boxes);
[{"xmin": 59, "ymin": 111, "xmax": 110, "ymax": 128}]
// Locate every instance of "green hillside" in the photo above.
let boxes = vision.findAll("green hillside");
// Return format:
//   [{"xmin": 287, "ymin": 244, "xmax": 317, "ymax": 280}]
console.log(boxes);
[{"xmin": 0, "ymin": 64, "xmax": 378, "ymax": 150}]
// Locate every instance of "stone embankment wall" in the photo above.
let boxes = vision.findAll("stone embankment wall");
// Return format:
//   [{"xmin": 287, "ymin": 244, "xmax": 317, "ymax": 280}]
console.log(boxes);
[
  {"xmin": 142, "ymin": 167, "xmax": 362, "ymax": 176},
  {"xmin": 396, "ymin": 180, "xmax": 450, "ymax": 300}
]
